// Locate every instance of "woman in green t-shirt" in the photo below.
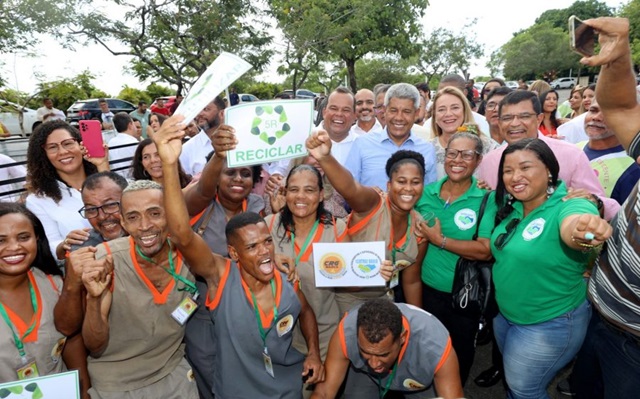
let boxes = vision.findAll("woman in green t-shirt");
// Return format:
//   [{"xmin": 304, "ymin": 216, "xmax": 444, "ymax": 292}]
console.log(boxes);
[
  {"xmin": 491, "ymin": 138, "xmax": 612, "ymax": 399},
  {"xmin": 414, "ymin": 132, "xmax": 494, "ymax": 385}
]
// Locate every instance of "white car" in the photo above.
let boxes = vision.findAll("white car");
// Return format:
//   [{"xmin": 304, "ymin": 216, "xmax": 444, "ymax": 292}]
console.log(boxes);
[
  {"xmin": 0, "ymin": 100, "xmax": 40, "ymax": 137},
  {"xmin": 505, "ymin": 81, "xmax": 519, "ymax": 89},
  {"xmin": 551, "ymin": 77, "xmax": 577, "ymax": 89}
]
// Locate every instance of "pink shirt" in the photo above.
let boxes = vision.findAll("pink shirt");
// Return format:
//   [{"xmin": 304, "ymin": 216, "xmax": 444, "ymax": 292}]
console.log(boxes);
[{"xmin": 477, "ymin": 133, "xmax": 621, "ymax": 221}]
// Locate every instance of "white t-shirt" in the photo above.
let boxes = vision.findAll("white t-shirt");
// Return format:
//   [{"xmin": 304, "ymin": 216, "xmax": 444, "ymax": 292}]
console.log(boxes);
[
  {"xmin": 108, "ymin": 133, "xmax": 139, "ymax": 178},
  {"xmin": 179, "ymin": 130, "xmax": 212, "ymax": 176},
  {"xmin": 36, "ymin": 107, "xmax": 66, "ymax": 122},
  {"xmin": 0, "ymin": 154, "xmax": 26, "ymax": 201}
]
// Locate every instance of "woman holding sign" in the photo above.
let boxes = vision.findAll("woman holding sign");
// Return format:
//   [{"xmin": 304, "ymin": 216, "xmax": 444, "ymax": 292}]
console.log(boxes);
[
  {"xmin": 0, "ymin": 203, "xmax": 90, "ymax": 397},
  {"xmin": 265, "ymin": 164, "xmax": 348, "ymax": 365},
  {"xmin": 306, "ymin": 130, "xmax": 426, "ymax": 313}
]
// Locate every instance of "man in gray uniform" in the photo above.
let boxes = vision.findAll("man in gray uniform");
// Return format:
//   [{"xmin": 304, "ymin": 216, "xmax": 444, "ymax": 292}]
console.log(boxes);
[{"xmin": 311, "ymin": 299, "xmax": 464, "ymax": 399}]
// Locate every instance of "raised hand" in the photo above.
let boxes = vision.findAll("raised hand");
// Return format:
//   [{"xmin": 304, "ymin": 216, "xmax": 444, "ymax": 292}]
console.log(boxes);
[
  {"xmin": 211, "ymin": 124, "xmax": 238, "ymax": 159},
  {"xmin": 305, "ymin": 130, "xmax": 332, "ymax": 161},
  {"xmin": 580, "ymin": 17, "xmax": 631, "ymax": 67},
  {"xmin": 153, "ymin": 114, "xmax": 186, "ymax": 165},
  {"xmin": 82, "ymin": 255, "xmax": 114, "ymax": 298}
]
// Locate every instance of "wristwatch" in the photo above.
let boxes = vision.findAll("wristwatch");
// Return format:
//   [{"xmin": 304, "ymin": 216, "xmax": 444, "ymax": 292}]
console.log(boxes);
[{"xmin": 590, "ymin": 194, "xmax": 604, "ymax": 212}]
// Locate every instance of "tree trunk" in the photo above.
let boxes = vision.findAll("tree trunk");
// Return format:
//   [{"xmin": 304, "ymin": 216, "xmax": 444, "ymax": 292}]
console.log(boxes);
[{"xmin": 346, "ymin": 58, "xmax": 357, "ymax": 92}]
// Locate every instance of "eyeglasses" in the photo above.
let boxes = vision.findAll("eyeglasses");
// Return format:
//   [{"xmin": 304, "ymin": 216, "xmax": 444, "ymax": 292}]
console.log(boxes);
[
  {"xmin": 499, "ymin": 113, "xmax": 537, "ymax": 123},
  {"xmin": 495, "ymin": 218, "xmax": 521, "ymax": 250},
  {"xmin": 78, "ymin": 202, "xmax": 121, "ymax": 219},
  {"xmin": 485, "ymin": 101, "xmax": 499, "ymax": 111},
  {"xmin": 444, "ymin": 149, "xmax": 479, "ymax": 161},
  {"xmin": 43, "ymin": 138, "xmax": 78, "ymax": 154}
]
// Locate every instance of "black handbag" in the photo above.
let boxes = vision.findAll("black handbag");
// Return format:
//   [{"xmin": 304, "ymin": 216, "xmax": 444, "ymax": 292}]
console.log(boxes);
[{"xmin": 451, "ymin": 192, "xmax": 494, "ymax": 317}]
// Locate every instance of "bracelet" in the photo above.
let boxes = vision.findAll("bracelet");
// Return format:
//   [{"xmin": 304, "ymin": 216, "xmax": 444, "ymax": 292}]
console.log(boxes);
[
  {"xmin": 571, "ymin": 236, "xmax": 603, "ymax": 251},
  {"xmin": 440, "ymin": 236, "xmax": 447, "ymax": 250}
]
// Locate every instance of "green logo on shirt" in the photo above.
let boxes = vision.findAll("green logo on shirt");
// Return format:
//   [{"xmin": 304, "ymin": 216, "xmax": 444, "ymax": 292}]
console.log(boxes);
[
  {"xmin": 522, "ymin": 218, "xmax": 545, "ymax": 241},
  {"xmin": 454, "ymin": 209, "xmax": 477, "ymax": 230}
]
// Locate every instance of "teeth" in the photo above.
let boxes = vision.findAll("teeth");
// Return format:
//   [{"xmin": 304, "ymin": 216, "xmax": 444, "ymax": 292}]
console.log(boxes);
[
  {"xmin": 261, "ymin": 259, "xmax": 271, "ymax": 264},
  {"xmin": 400, "ymin": 195, "xmax": 413, "ymax": 201},
  {"xmin": 451, "ymin": 166, "xmax": 465, "ymax": 172},
  {"xmin": 3, "ymin": 255, "xmax": 25, "ymax": 262}
]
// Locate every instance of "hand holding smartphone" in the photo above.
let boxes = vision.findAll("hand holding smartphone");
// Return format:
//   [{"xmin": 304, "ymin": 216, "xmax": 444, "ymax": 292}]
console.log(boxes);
[
  {"xmin": 79, "ymin": 120, "xmax": 106, "ymax": 158},
  {"xmin": 569, "ymin": 15, "xmax": 597, "ymax": 57}
]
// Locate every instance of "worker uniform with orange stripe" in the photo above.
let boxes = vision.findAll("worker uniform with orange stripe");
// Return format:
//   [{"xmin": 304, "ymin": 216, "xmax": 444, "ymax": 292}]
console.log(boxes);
[
  {"xmin": 186, "ymin": 194, "xmax": 264, "ymax": 399},
  {"xmin": 87, "ymin": 237, "xmax": 198, "ymax": 399},
  {"xmin": 266, "ymin": 213, "xmax": 348, "ymax": 359},
  {"xmin": 0, "ymin": 269, "xmax": 66, "ymax": 382},
  {"xmin": 207, "ymin": 260, "xmax": 306, "ymax": 399},
  {"xmin": 338, "ymin": 196, "xmax": 424, "ymax": 314},
  {"xmin": 338, "ymin": 303, "xmax": 453, "ymax": 398}
]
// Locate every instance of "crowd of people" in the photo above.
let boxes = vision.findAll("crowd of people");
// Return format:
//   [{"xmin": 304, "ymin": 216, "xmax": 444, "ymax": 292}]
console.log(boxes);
[{"xmin": 0, "ymin": 16, "xmax": 638, "ymax": 399}]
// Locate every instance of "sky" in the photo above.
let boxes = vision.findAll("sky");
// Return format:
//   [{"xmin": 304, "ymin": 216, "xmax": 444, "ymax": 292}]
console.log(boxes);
[{"xmin": 0, "ymin": 0, "xmax": 624, "ymax": 96}]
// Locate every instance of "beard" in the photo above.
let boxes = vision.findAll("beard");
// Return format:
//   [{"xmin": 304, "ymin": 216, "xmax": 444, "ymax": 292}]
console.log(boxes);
[{"xmin": 199, "ymin": 113, "xmax": 221, "ymax": 131}]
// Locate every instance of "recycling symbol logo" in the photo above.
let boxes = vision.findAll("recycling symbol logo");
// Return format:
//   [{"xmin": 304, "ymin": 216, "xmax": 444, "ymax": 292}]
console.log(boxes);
[{"xmin": 251, "ymin": 105, "xmax": 290, "ymax": 145}]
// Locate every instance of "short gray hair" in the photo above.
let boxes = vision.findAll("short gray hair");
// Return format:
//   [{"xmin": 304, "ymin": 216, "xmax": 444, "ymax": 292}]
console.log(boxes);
[
  {"xmin": 123, "ymin": 179, "xmax": 163, "ymax": 194},
  {"xmin": 373, "ymin": 84, "xmax": 391, "ymax": 102},
  {"xmin": 448, "ymin": 132, "xmax": 484, "ymax": 155},
  {"xmin": 384, "ymin": 83, "xmax": 421, "ymax": 109}
]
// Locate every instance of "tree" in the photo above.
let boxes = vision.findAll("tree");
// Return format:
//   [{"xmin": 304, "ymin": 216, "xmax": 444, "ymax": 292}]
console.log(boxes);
[
  {"xmin": 535, "ymin": 0, "xmax": 614, "ymax": 30},
  {"xmin": 354, "ymin": 57, "xmax": 422, "ymax": 89},
  {"xmin": 145, "ymin": 83, "xmax": 173, "ymax": 102},
  {"xmin": 69, "ymin": 0, "xmax": 273, "ymax": 94},
  {"xmin": 413, "ymin": 22, "xmax": 484, "ymax": 83},
  {"xmin": 118, "ymin": 86, "xmax": 151, "ymax": 105},
  {"xmin": 36, "ymin": 70, "xmax": 108, "ymax": 111},
  {"xmin": 620, "ymin": 0, "xmax": 640, "ymax": 67},
  {"xmin": 0, "ymin": 0, "xmax": 82, "ymax": 53},
  {"xmin": 269, "ymin": 0, "xmax": 428, "ymax": 92},
  {"xmin": 500, "ymin": 23, "xmax": 581, "ymax": 80}
]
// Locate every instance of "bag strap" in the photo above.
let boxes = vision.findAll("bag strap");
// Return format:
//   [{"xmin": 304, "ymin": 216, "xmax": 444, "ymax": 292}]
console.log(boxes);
[
  {"xmin": 195, "ymin": 203, "xmax": 217, "ymax": 237},
  {"xmin": 472, "ymin": 191, "xmax": 492, "ymax": 241}
]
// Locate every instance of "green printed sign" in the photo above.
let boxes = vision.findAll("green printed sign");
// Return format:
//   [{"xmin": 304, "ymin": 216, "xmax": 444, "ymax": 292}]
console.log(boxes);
[
  {"xmin": 0, "ymin": 370, "xmax": 79, "ymax": 399},
  {"xmin": 226, "ymin": 99, "xmax": 314, "ymax": 167}
]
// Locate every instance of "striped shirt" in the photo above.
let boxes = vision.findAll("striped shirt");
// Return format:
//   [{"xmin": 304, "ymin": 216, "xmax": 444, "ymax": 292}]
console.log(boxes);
[{"xmin": 588, "ymin": 181, "xmax": 640, "ymax": 335}]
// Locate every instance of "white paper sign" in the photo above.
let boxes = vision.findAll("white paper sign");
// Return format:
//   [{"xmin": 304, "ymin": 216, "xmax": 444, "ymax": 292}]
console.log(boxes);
[
  {"xmin": 225, "ymin": 99, "xmax": 314, "ymax": 167},
  {"xmin": 313, "ymin": 241, "xmax": 386, "ymax": 287},
  {"xmin": 173, "ymin": 52, "xmax": 252, "ymax": 125},
  {"xmin": 0, "ymin": 370, "xmax": 80, "ymax": 398}
]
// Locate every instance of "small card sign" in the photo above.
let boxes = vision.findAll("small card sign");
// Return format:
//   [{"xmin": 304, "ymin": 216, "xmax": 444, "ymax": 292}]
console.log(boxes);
[{"xmin": 313, "ymin": 242, "xmax": 386, "ymax": 287}]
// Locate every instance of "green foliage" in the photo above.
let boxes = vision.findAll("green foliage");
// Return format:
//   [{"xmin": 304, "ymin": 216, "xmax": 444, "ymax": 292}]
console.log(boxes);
[
  {"xmin": 0, "ymin": 88, "xmax": 38, "ymax": 108},
  {"xmin": 354, "ymin": 57, "xmax": 422, "ymax": 89},
  {"xmin": 535, "ymin": 0, "xmax": 614, "ymax": 30},
  {"xmin": 0, "ymin": 0, "xmax": 82, "ymax": 53},
  {"xmin": 620, "ymin": 0, "xmax": 640, "ymax": 66},
  {"xmin": 145, "ymin": 83, "xmax": 173, "ymax": 101},
  {"xmin": 71, "ymin": 0, "xmax": 272, "ymax": 94},
  {"xmin": 118, "ymin": 86, "xmax": 151, "ymax": 105},
  {"xmin": 244, "ymin": 82, "xmax": 283, "ymax": 100},
  {"xmin": 36, "ymin": 70, "xmax": 105, "ymax": 110},
  {"xmin": 414, "ymin": 22, "xmax": 484, "ymax": 83},
  {"xmin": 269, "ymin": 0, "xmax": 429, "ymax": 91}
]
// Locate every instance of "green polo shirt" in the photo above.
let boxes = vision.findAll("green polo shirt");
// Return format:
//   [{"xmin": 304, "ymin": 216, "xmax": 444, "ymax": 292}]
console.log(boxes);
[
  {"xmin": 415, "ymin": 176, "xmax": 497, "ymax": 293},
  {"xmin": 490, "ymin": 181, "xmax": 597, "ymax": 325}
]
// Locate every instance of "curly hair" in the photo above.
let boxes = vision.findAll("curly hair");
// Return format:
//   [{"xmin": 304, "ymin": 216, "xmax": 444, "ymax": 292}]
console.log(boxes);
[
  {"xmin": 131, "ymin": 139, "xmax": 192, "ymax": 188},
  {"xmin": 277, "ymin": 164, "xmax": 333, "ymax": 243},
  {"xmin": 356, "ymin": 299, "xmax": 403, "ymax": 344},
  {"xmin": 0, "ymin": 202, "xmax": 61, "ymax": 276},
  {"xmin": 385, "ymin": 150, "xmax": 425, "ymax": 180},
  {"xmin": 26, "ymin": 120, "xmax": 98, "ymax": 203}
]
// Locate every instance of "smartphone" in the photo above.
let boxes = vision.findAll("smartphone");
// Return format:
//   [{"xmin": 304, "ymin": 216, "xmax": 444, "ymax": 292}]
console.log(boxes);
[
  {"xmin": 569, "ymin": 15, "xmax": 596, "ymax": 57},
  {"xmin": 79, "ymin": 120, "xmax": 105, "ymax": 158}
]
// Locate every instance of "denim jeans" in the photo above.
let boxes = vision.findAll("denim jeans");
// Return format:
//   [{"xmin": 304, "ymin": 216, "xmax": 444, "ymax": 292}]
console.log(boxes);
[
  {"xmin": 494, "ymin": 300, "xmax": 591, "ymax": 399},
  {"xmin": 571, "ymin": 311, "xmax": 640, "ymax": 399}
]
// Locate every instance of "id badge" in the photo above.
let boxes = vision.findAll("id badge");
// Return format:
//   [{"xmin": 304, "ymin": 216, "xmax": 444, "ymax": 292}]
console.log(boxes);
[
  {"xmin": 171, "ymin": 296, "xmax": 199, "ymax": 325},
  {"xmin": 16, "ymin": 355, "xmax": 39, "ymax": 380},
  {"xmin": 389, "ymin": 271, "xmax": 399, "ymax": 288},
  {"xmin": 263, "ymin": 348, "xmax": 275, "ymax": 378},
  {"xmin": 390, "ymin": 260, "xmax": 411, "ymax": 289}
]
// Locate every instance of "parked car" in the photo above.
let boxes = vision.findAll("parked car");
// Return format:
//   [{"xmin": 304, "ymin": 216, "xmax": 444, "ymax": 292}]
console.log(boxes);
[
  {"xmin": 239, "ymin": 93, "xmax": 259, "ymax": 103},
  {"xmin": 274, "ymin": 89, "xmax": 316, "ymax": 99},
  {"xmin": 505, "ymin": 81, "xmax": 519, "ymax": 89},
  {"xmin": 66, "ymin": 98, "xmax": 136, "ymax": 126},
  {"xmin": 550, "ymin": 77, "xmax": 577, "ymax": 89},
  {"xmin": 151, "ymin": 96, "xmax": 176, "ymax": 112},
  {"xmin": 0, "ymin": 100, "xmax": 40, "ymax": 137}
]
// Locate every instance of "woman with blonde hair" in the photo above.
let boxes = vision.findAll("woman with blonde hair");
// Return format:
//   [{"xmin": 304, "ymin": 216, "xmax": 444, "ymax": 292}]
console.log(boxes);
[
  {"xmin": 430, "ymin": 86, "xmax": 497, "ymax": 179},
  {"xmin": 529, "ymin": 80, "xmax": 552, "ymax": 95}
]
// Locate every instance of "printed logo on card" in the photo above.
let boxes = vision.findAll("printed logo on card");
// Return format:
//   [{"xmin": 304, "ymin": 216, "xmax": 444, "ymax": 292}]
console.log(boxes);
[
  {"xmin": 454, "ymin": 209, "xmax": 477, "ymax": 230},
  {"xmin": 319, "ymin": 253, "xmax": 347, "ymax": 279},
  {"xmin": 522, "ymin": 218, "xmax": 545, "ymax": 241},
  {"xmin": 250, "ymin": 105, "xmax": 290, "ymax": 145},
  {"xmin": 350, "ymin": 251, "xmax": 382, "ymax": 279},
  {"xmin": 277, "ymin": 314, "xmax": 294, "ymax": 337},
  {"xmin": 403, "ymin": 378, "xmax": 426, "ymax": 390}
]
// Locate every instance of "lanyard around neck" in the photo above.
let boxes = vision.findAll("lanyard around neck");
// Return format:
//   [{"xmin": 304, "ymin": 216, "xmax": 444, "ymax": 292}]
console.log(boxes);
[
  {"xmin": 390, "ymin": 213, "xmax": 412, "ymax": 264},
  {"xmin": 247, "ymin": 279, "xmax": 278, "ymax": 346},
  {"xmin": 135, "ymin": 241, "xmax": 198, "ymax": 296},
  {"xmin": 0, "ymin": 278, "xmax": 38, "ymax": 358},
  {"xmin": 290, "ymin": 219, "xmax": 320, "ymax": 265},
  {"xmin": 377, "ymin": 362, "xmax": 398, "ymax": 399}
]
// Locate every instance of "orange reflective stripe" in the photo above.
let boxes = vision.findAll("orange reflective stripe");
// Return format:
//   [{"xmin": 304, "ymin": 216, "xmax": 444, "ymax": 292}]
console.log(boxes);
[
  {"xmin": 4, "ymin": 271, "xmax": 42, "ymax": 343},
  {"xmin": 397, "ymin": 316, "xmax": 411, "ymax": 365},
  {"xmin": 338, "ymin": 316, "xmax": 348, "ymax": 358},
  {"xmin": 346, "ymin": 197, "xmax": 383, "ymax": 236},
  {"xmin": 189, "ymin": 209, "xmax": 206, "ymax": 227},
  {"xmin": 296, "ymin": 224, "xmax": 324, "ymax": 263},
  {"xmin": 46, "ymin": 275, "xmax": 60, "ymax": 295},
  {"xmin": 129, "ymin": 237, "xmax": 177, "ymax": 304},
  {"xmin": 206, "ymin": 259, "xmax": 231, "ymax": 310},
  {"xmin": 434, "ymin": 337, "xmax": 453, "ymax": 373},
  {"xmin": 240, "ymin": 264, "xmax": 282, "ymax": 329}
]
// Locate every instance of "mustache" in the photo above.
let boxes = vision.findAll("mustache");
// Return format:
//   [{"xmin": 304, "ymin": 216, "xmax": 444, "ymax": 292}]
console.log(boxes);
[{"xmin": 585, "ymin": 122, "xmax": 607, "ymax": 129}]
